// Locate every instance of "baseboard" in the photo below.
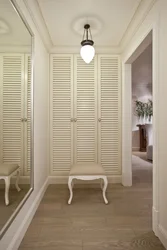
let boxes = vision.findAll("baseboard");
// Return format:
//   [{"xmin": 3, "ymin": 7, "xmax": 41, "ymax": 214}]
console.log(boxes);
[
  {"xmin": 152, "ymin": 206, "xmax": 159, "ymax": 236},
  {"xmin": 132, "ymin": 147, "xmax": 140, "ymax": 151},
  {"xmin": 158, "ymin": 225, "xmax": 167, "ymax": 249},
  {"xmin": 122, "ymin": 173, "xmax": 132, "ymax": 186},
  {"xmin": 48, "ymin": 175, "xmax": 122, "ymax": 184},
  {"xmin": 7, "ymin": 177, "xmax": 49, "ymax": 250}
]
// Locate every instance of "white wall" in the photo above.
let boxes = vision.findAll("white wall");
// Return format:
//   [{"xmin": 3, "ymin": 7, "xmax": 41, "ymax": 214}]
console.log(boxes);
[
  {"xmin": 122, "ymin": 0, "xmax": 167, "ymax": 248},
  {"xmin": 0, "ymin": 0, "xmax": 49, "ymax": 249},
  {"xmin": 132, "ymin": 44, "xmax": 152, "ymax": 150}
]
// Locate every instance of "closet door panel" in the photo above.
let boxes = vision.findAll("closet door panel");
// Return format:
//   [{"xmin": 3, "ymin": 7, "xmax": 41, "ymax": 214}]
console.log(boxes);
[
  {"xmin": 98, "ymin": 55, "xmax": 121, "ymax": 175},
  {"xmin": 74, "ymin": 55, "xmax": 97, "ymax": 163},
  {"xmin": 51, "ymin": 55, "xmax": 73, "ymax": 175},
  {"xmin": 1, "ymin": 54, "xmax": 24, "ymax": 173},
  {"xmin": 24, "ymin": 54, "xmax": 31, "ymax": 175}
]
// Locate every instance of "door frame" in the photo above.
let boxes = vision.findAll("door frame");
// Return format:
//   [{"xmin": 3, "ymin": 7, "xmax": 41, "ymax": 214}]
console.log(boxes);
[{"xmin": 122, "ymin": 22, "xmax": 159, "ymax": 236}]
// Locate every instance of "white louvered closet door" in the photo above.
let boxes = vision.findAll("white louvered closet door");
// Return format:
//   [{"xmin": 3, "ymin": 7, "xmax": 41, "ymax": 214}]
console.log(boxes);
[
  {"xmin": 51, "ymin": 55, "xmax": 73, "ymax": 175},
  {"xmin": 0, "ymin": 54, "xmax": 24, "ymax": 173},
  {"xmin": 98, "ymin": 55, "xmax": 121, "ymax": 175},
  {"xmin": 24, "ymin": 54, "xmax": 31, "ymax": 175},
  {"xmin": 74, "ymin": 55, "xmax": 97, "ymax": 163}
]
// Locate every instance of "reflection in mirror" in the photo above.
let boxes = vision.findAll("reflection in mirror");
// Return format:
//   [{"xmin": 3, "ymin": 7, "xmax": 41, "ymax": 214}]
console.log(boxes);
[{"xmin": 0, "ymin": 0, "xmax": 33, "ymax": 236}]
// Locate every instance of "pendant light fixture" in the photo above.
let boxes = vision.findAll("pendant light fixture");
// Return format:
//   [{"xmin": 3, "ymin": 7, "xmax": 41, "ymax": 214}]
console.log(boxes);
[{"xmin": 80, "ymin": 24, "xmax": 95, "ymax": 64}]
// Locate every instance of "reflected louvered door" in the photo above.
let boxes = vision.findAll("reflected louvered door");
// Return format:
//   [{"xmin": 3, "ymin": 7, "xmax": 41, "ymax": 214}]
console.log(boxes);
[
  {"xmin": 1, "ymin": 54, "xmax": 24, "ymax": 173},
  {"xmin": 98, "ymin": 55, "xmax": 121, "ymax": 175},
  {"xmin": 74, "ymin": 55, "xmax": 97, "ymax": 163},
  {"xmin": 24, "ymin": 54, "xmax": 31, "ymax": 175},
  {"xmin": 51, "ymin": 55, "xmax": 73, "ymax": 175}
]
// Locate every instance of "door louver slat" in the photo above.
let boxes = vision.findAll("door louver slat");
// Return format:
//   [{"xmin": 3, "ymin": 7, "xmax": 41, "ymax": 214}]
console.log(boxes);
[
  {"xmin": 98, "ymin": 55, "xmax": 121, "ymax": 175},
  {"xmin": 24, "ymin": 55, "xmax": 31, "ymax": 175},
  {"xmin": 51, "ymin": 55, "xmax": 73, "ymax": 175},
  {"xmin": 2, "ymin": 55, "xmax": 24, "ymax": 171},
  {"xmin": 74, "ymin": 56, "xmax": 97, "ymax": 163}
]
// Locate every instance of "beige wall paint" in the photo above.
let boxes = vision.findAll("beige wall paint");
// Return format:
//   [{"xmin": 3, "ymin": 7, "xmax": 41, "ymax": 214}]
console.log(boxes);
[
  {"xmin": 0, "ymin": 0, "xmax": 49, "ymax": 249},
  {"xmin": 132, "ymin": 44, "xmax": 152, "ymax": 150}
]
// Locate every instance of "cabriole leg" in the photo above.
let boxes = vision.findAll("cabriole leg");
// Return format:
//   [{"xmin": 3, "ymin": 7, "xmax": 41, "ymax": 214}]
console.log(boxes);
[
  {"xmin": 15, "ymin": 169, "xmax": 21, "ymax": 192},
  {"xmin": 4, "ymin": 177, "xmax": 10, "ymax": 206},
  {"xmin": 68, "ymin": 176, "xmax": 73, "ymax": 204},
  {"xmin": 102, "ymin": 176, "xmax": 108, "ymax": 204}
]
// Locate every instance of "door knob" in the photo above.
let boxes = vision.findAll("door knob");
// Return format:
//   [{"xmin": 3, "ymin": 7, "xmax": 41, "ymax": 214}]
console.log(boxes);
[
  {"xmin": 98, "ymin": 118, "xmax": 101, "ymax": 122},
  {"xmin": 70, "ymin": 118, "xmax": 74, "ymax": 122},
  {"xmin": 21, "ymin": 118, "xmax": 27, "ymax": 122},
  {"xmin": 74, "ymin": 118, "xmax": 77, "ymax": 122}
]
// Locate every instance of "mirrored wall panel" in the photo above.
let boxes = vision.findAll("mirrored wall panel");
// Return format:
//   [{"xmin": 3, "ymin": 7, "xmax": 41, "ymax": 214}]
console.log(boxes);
[{"xmin": 0, "ymin": 0, "xmax": 33, "ymax": 236}]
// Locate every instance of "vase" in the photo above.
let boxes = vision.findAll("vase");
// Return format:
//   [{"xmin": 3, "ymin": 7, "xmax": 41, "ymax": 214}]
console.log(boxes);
[
  {"xmin": 138, "ymin": 116, "xmax": 143, "ymax": 124},
  {"xmin": 149, "ymin": 116, "xmax": 153, "ymax": 124}
]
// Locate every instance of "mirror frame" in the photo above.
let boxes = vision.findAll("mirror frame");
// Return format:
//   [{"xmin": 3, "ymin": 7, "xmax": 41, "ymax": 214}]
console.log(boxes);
[{"xmin": 0, "ymin": 0, "xmax": 34, "ymax": 239}]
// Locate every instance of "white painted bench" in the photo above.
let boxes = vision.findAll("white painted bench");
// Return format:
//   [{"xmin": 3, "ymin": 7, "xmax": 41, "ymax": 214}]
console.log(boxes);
[
  {"xmin": 0, "ymin": 164, "xmax": 21, "ymax": 205},
  {"xmin": 68, "ymin": 163, "xmax": 108, "ymax": 204}
]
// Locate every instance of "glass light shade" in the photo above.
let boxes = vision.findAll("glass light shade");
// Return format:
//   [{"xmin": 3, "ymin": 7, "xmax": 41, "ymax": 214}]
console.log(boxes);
[{"xmin": 80, "ymin": 45, "xmax": 95, "ymax": 64}]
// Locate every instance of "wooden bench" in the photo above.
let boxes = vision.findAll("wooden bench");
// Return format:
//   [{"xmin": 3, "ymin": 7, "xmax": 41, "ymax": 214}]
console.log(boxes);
[
  {"xmin": 0, "ymin": 164, "xmax": 21, "ymax": 205},
  {"xmin": 68, "ymin": 163, "xmax": 108, "ymax": 204}
]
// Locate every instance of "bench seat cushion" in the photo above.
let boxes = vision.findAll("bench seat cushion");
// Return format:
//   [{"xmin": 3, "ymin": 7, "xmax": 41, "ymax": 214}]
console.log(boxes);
[
  {"xmin": 69, "ymin": 163, "xmax": 105, "ymax": 176},
  {"xmin": 0, "ymin": 164, "xmax": 19, "ymax": 176}
]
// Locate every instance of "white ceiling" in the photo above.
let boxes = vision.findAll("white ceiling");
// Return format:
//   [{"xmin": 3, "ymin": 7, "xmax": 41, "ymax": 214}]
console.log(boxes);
[
  {"xmin": 0, "ymin": 0, "xmax": 31, "ymax": 46},
  {"xmin": 37, "ymin": 0, "xmax": 142, "ymax": 47}
]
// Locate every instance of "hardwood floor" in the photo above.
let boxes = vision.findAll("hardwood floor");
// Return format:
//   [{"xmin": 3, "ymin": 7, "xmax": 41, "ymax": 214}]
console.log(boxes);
[
  {"xmin": 19, "ymin": 156, "xmax": 165, "ymax": 250},
  {"xmin": 0, "ymin": 184, "xmax": 29, "ymax": 231}
]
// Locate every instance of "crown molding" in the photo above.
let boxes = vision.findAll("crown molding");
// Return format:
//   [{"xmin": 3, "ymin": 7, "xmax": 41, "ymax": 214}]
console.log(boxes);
[
  {"xmin": 22, "ymin": 0, "xmax": 157, "ymax": 55},
  {"xmin": 0, "ymin": 45, "xmax": 31, "ymax": 53},
  {"xmin": 23, "ymin": 0, "xmax": 53, "ymax": 52},
  {"xmin": 50, "ymin": 45, "xmax": 121, "ymax": 54},
  {"xmin": 120, "ymin": 0, "xmax": 157, "ymax": 52}
]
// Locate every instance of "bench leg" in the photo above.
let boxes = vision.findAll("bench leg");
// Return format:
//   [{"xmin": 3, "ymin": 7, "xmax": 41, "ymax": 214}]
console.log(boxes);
[
  {"xmin": 100, "ymin": 179, "xmax": 103, "ymax": 190},
  {"xmin": 102, "ymin": 176, "xmax": 108, "ymax": 204},
  {"xmin": 15, "ymin": 169, "xmax": 21, "ymax": 192},
  {"xmin": 4, "ymin": 177, "xmax": 10, "ymax": 206},
  {"xmin": 68, "ymin": 176, "xmax": 73, "ymax": 204}
]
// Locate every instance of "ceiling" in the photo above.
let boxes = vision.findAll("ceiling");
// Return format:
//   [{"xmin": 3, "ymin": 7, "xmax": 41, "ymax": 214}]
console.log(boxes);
[
  {"xmin": 37, "ymin": 0, "xmax": 142, "ymax": 47},
  {"xmin": 0, "ymin": 0, "xmax": 31, "ymax": 46}
]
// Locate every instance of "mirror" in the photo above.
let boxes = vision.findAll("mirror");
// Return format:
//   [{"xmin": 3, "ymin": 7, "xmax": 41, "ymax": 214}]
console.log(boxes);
[{"xmin": 0, "ymin": 0, "xmax": 33, "ymax": 237}]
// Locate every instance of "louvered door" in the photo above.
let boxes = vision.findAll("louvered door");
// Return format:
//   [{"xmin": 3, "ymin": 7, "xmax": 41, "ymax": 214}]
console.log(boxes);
[
  {"xmin": 98, "ymin": 55, "xmax": 121, "ymax": 175},
  {"xmin": 0, "ymin": 54, "xmax": 24, "ymax": 173},
  {"xmin": 24, "ymin": 54, "xmax": 31, "ymax": 175},
  {"xmin": 51, "ymin": 55, "xmax": 73, "ymax": 175},
  {"xmin": 74, "ymin": 55, "xmax": 97, "ymax": 163}
]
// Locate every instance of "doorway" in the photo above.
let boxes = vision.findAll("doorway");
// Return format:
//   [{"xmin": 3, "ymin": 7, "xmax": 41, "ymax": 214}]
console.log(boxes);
[
  {"xmin": 132, "ymin": 43, "xmax": 153, "ymax": 186},
  {"xmin": 122, "ymin": 29, "xmax": 159, "ymax": 235}
]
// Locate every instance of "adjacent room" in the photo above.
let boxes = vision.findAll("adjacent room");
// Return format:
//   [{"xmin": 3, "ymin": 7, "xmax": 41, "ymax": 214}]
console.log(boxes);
[
  {"xmin": 132, "ymin": 42, "xmax": 153, "ymax": 186},
  {"xmin": 0, "ymin": 0, "xmax": 167, "ymax": 250}
]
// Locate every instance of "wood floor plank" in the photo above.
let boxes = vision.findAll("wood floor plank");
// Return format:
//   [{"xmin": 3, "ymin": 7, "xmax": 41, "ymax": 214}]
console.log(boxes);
[{"xmin": 19, "ymin": 153, "xmax": 165, "ymax": 250}]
